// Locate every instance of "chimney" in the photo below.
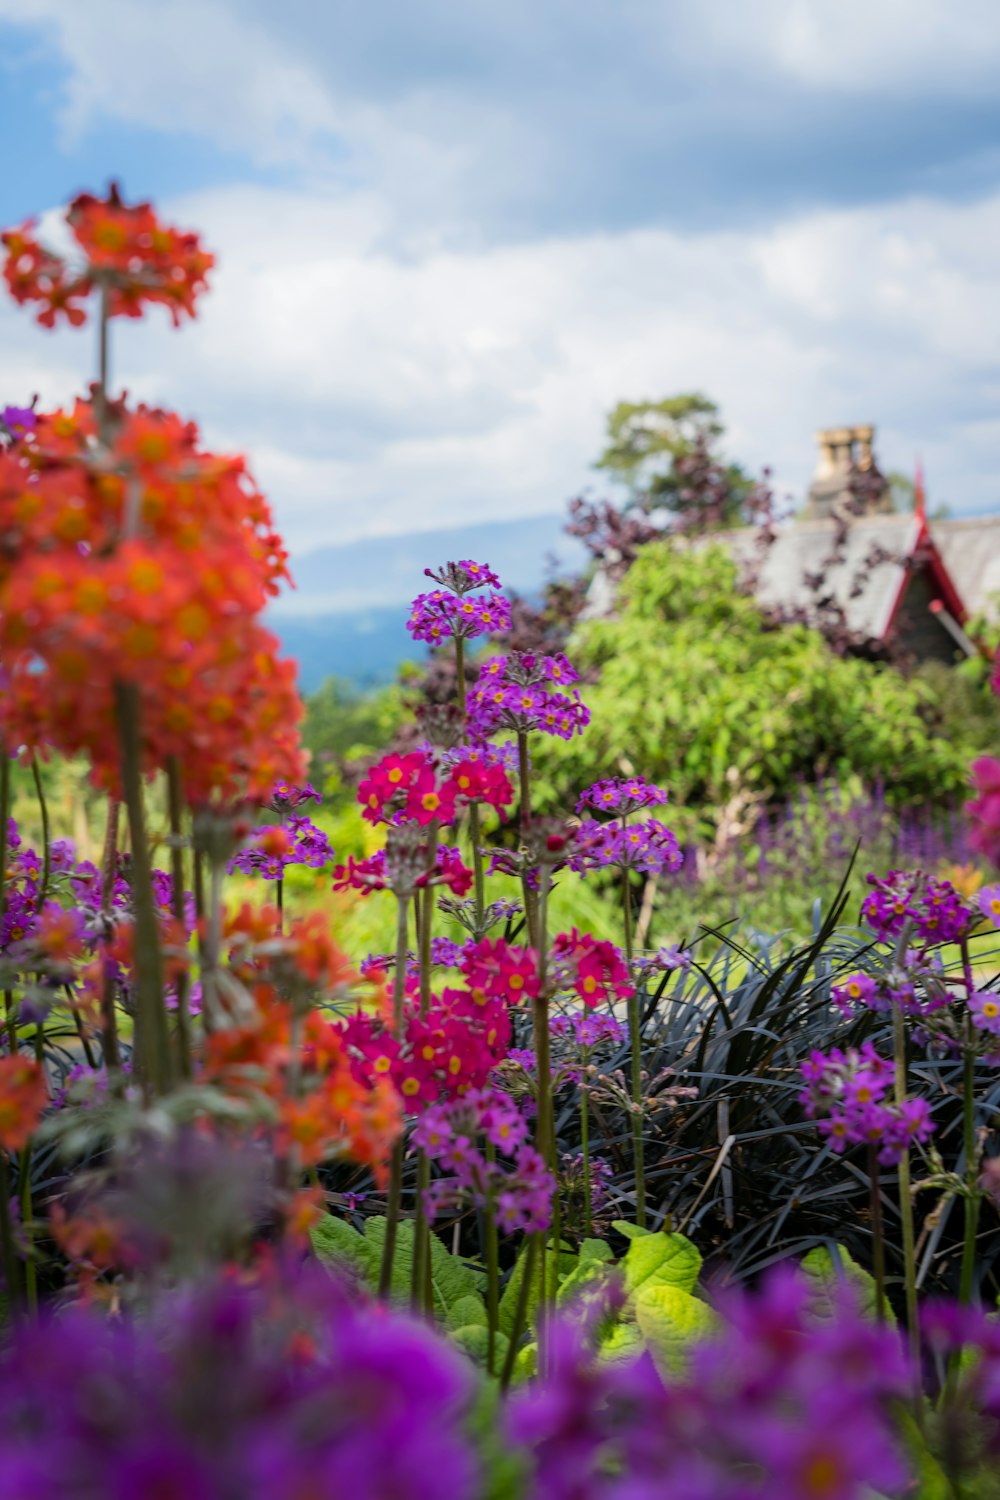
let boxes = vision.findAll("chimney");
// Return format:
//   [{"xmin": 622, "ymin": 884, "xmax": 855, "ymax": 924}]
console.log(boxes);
[{"xmin": 803, "ymin": 424, "xmax": 891, "ymax": 519}]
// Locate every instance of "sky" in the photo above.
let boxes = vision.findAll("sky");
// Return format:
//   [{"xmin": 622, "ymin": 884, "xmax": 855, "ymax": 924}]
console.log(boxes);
[{"xmin": 2, "ymin": 0, "xmax": 1000, "ymax": 557}]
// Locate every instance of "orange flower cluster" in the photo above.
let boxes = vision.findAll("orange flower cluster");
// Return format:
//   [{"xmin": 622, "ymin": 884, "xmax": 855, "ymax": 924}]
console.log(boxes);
[
  {"xmin": 0, "ymin": 1055, "xmax": 48, "ymax": 1153},
  {"xmin": 2, "ymin": 185, "xmax": 213, "ymax": 328},
  {"xmin": 0, "ymin": 399, "xmax": 305, "ymax": 800},
  {"xmin": 203, "ymin": 910, "xmax": 401, "ymax": 1182}
]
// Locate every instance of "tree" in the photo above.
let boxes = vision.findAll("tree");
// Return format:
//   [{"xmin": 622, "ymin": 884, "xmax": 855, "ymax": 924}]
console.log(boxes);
[
  {"xmin": 593, "ymin": 393, "xmax": 765, "ymax": 529},
  {"xmin": 533, "ymin": 541, "xmax": 979, "ymax": 839}
]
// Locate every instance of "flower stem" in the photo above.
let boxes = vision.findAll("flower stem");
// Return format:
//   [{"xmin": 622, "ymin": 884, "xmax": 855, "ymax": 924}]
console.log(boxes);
[
  {"xmin": 483, "ymin": 1138, "xmax": 500, "ymax": 1374},
  {"xmin": 97, "ymin": 798, "xmax": 122, "ymax": 1080},
  {"xmin": 98, "ymin": 798, "xmax": 122, "ymax": 1075},
  {"xmin": 868, "ymin": 1145, "xmax": 887, "ymax": 1323},
  {"xmin": 622, "ymin": 869, "xmax": 645, "ymax": 1227},
  {"xmin": 378, "ymin": 896, "xmax": 409, "ymax": 1298},
  {"xmin": 517, "ymin": 730, "xmax": 539, "ymax": 947},
  {"xmin": 891, "ymin": 992, "xmax": 922, "ymax": 1419},
  {"xmin": 581, "ymin": 1075, "xmax": 592, "ymax": 1236},
  {"xmin": 29, "ymin": 757, "xmax": 50, "ymax": 913},
  {"xmin": 114, "ymin": 680, "xmax": 171, "ymax": 1096},
  {"xmin": 165, "ymin": 758, "xmax": 192, "ymax": 1081},
  {"xmin": 959, "ymin": 1037, "xmax": 980, "ymax": 1305},
  {"xmin": 500, "ymin": 1234, "xmax": 537, "ymax": 1391}
]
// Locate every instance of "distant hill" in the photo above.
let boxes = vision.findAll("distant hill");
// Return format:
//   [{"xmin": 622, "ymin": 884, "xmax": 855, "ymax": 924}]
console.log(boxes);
[{"xmin": 269, "ymin": 511, "xmax": 586, "ymax": 691}]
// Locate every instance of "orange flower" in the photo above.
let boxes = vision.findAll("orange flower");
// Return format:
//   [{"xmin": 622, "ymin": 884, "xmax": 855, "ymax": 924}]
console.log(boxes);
[{"xmin": 0, "ymin": 1056, "xmax": 48, "ymax": 1152}]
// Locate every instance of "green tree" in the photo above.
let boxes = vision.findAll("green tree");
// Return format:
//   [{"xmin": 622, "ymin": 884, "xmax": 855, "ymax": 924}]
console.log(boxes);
[
  {"xmin": 594, "ymin": 393, "xmax": 761, "ymax": 529},
  {"xmin": 534, "ymin": 541, "xmax": 980, "ymax": 838},
  {"xmin": 302, "ymin": 676, "xmax": 405, "ymax": 798}
]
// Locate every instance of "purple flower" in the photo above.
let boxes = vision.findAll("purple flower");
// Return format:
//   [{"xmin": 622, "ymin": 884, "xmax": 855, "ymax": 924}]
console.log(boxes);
[
  {"xmin": 407, "ymin": 589, "xmax": 512, "ymax": 645},
  {"xmin": 568, "ymin": 817, "xmax": 682, "ymax": 878},
  {"xmin": 1, "ymin": 405, "xmax": 37, "ymax": 441},
  {"xmin": 575, "ymin": 776, "xmax": 669, "ymax": 815},
  {"xmin": 800, "ymin": 1043, "xmax": 934, "ymax": 1164},
  {"xmin": 979, "ymin": 883, "xmax": 1000, "ymax": 929},
  {"xmin": 862, "ymin": 870, "xmax": 971, "ymax": 945},
  {"xmin": 0, "ymin": 1266, "xmax": 480, "ymax": 1500},
  {"xmin": 467, "ymin": 652, "xmax": 590, "ymax": 741},
  {"xmin": 970, "ymin": 990, "xmax": 1000, "ymax": 1035},
  {"xmin": 423, "ymin": 558, "xmax": 503, "ymax": 594}
]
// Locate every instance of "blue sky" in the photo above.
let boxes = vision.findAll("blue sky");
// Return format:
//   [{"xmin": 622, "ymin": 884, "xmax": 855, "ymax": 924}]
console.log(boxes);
[{"xmin": 2, "ymin": 0, "xmax": 1000, "ymax": 555}]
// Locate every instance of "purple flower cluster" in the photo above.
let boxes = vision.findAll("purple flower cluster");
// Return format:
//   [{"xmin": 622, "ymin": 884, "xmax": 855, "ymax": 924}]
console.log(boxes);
[
  {"xmin": 414, "ymin": 1088, "xmax": 555, "ymax": 1234},
  {"xmin": 423, "ymin": 558, "xmax": 502, "ymax": 593},
  {"xmin": 574, "ymin": 776, "xmax": 668, "ymax": 815},
  {"xmin": 800, "ymin": 1042, "xmax": 934, "ymax": 1164},
  {"xmin": 269, "ymin": 781, "xmax": 321, "ymax": 812},
  {"xmin": 508, "ymin": 1266, "xmax": 910, "ymax": 1500},
  {"xmin": 0, "ymin": 1265, "xmax": 479, "ymax": 1500},
  {"xmin": 550, "ymin": 1009, "xmax": 627, "ymax": 1051},
  {"xmin": 407, "ymin": 589, "xmax": 512, "ymax": 646},
  {"xmin": 831, "ymin": 949, "xmax": 947, "ymax": 1019},
  {"xmin": 568, "ymin": 817, "xmax": 682, "ymax": 878},
  {"xmin": 862, "ymin": 870, "xmax": 972, "ymax": 945},
  {"xmin": 468, "ymin": 652, "xmax": 590, "ymax": 741},
  {"xmin": 229, "ymin": 815, "xmax": 334, "ymax": 881}
]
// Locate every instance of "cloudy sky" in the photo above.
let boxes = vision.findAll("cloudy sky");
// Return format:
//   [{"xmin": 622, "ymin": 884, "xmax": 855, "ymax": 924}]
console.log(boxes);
[{"xmin": 2, "ymin": 0, "xmax": 1000, "ymax": 556}]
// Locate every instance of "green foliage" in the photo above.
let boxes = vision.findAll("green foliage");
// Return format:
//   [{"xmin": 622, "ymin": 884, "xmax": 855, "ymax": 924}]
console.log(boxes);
[
  {"xmin": 536, "ymin": 541, "xmax": 978, "ymax": 834},
  {"xmin": 801, "ymin": 1243, "xmax": 895, "ymax": 1326},
  {"xmin": 302, "ymin": 676, "xmax": 406, "ymax": 798},
  {"xmin": 633, "ymin": 1284, "xmax": 717, "ymax": 1374},
  {"xmin": 310, "ymin": 1213, "xmax": 486, "ymax": 1324},
  {"xmin": 595, "ymin": 393, "xmax": 723, "ymax": 497},
  {"xmin": 621, "ymin": 1230, "xmax": 702, "ymax": 1298}
]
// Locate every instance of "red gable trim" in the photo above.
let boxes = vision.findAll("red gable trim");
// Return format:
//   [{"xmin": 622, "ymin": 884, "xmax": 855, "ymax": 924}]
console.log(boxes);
[{"xmin": 880, "ymin": 513, "xmax": 968, "ymax": 641}]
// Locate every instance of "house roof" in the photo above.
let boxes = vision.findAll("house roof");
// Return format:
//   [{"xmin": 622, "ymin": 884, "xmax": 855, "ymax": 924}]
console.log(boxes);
[
  {"xmin": 721, "ymin": 514, "xmax": 922, "ymax": 640},
  {"xmin": 583, "ymin": 510, "xmax": 1000, "ymax": 641},
  {"xmin": 931, "ymin": 516, "xmax": 1000, "ymax": 621}
]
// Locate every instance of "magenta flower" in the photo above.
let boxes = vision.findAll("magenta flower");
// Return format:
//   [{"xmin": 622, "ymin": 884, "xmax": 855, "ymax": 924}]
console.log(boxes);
[
  {"xmin": 800, "ymin": 1043, "xmax": 934, "ymax": 1164},
  {"xmin": 862, "ymin": 870, "xmax": 972, "ymax": 945},
  {"xmin": 968, "ymin": 756, "xmax": 1000, "ymax": 867}
]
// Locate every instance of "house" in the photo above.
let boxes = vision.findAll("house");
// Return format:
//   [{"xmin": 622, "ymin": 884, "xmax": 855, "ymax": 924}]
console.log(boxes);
[{"xmin": 584, "ymin": 424, "xmax": 1000, "ymax": 664}]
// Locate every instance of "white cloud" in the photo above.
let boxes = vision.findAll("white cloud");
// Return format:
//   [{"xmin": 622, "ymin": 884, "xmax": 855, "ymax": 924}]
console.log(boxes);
[
  {"xmin": 3, "ymin": 182, "xmax": 999, "ymax": 556},
  {"xmin": 0, "ymin": 0, "xmax": 341, "ymax": 162}
]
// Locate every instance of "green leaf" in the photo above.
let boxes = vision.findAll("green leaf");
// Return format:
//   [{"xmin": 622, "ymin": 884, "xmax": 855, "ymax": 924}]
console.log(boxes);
[
  {"xmin": 612, "ymin": 1220, "xmax": 653, "ymax": 1241},
  {"xmin": 310, "ymin": 1214, "xmax": 376, "ymax": 1284},
  {"xmin": 499, "ymin": 1244, "xmax": 540, "ymax": 1341},
  {"xmin": 579, "ymin": 1238, "xmax": 615, "ymax": 1264},
  {"xmin": 634, "ymin": 1285, "xmax": 718, "ymax": 1374},
  {"xmin": 445, "ymin": 1294, "xmax": 489, "ymax": 1332},
  {"xmin": 801, "ymin": 1244, "xmax": 895, "ymax": 1326},
  {"xmin": 362, "ymin": 1216, "xmax": 484, "ymax": 1320},
  {"xmin": 450, "ymin": 1324, "xmax": 510, "ymax": 1371},
  {"xmin": 599, "ymin": 1322, "xmax": 645, "ymax": 1363},
  {"xmin": 623, "ymin": 1231, "xmax": 702, "ymax": 1298}
]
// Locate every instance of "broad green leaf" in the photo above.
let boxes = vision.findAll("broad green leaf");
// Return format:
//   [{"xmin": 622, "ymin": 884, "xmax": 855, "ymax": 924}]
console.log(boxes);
[
  {"xmin": 363, "ymin": 1216, "xmax": 484, "ymax": 1319},
  {"xmin": 801, "ymin": 1244, "xmax": 895, "ymax": 1326},
  {"xmin": 612, "ymin": 1220, "xmax": 652, "ymax": 1241},
  {"xmin": 445, "ymin": 1293, "xmax": 489, "ymax": 1331},
  {"xmin": 579, "ymin": 1238, "xmax": 615, "ymax": 1264},
  {"xmin": 450, "ymin": 1324, "xmax": 510, "ymax": 1372},
  {"xmin": 623, "ymin": 1231, "xmax": 701, "ymax": 1297},
  {"xmin": 310, "ymin": 1214, "xmax": 376, "ymax": 1283},
  {"xmin": 599, "ymin": 1322, "xmax": 645, "ymax": 1363},
  {"xmin": 512, "ymin": 1342, "xmax": 537, "ymax": 1383},
  {"xmin": 634, "ymin": 1285, "xmax": 717, "ymax": 1374}
]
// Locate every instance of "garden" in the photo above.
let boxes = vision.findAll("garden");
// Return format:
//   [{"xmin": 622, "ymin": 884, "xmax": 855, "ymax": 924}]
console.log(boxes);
[{"xmin": 3, "ymin": 186, "xmax": 1000, "ymax": 1499}]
